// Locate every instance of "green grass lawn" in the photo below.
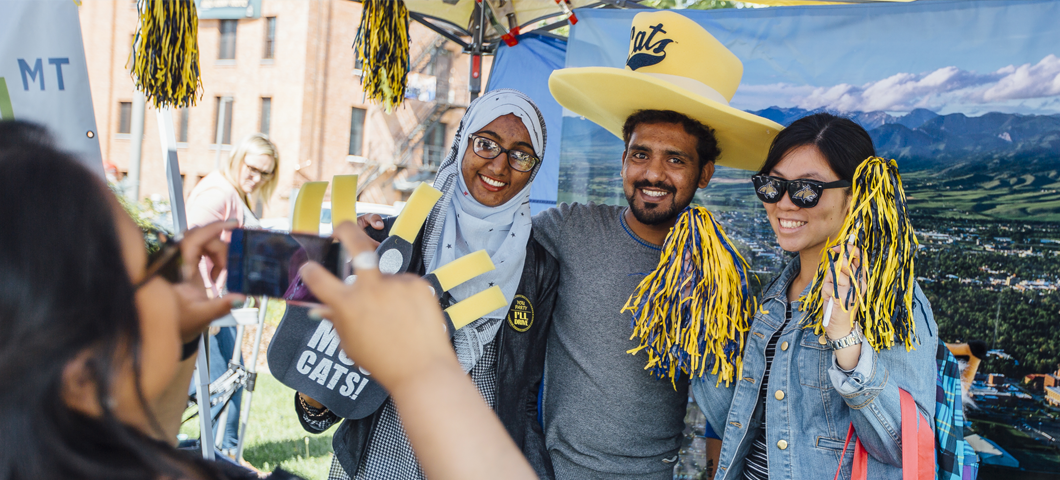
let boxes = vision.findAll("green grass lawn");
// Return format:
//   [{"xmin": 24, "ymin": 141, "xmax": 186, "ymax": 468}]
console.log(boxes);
[
  {"xmin": 180, "ymin": 299, "xmax": 340, "ymax": 479},
  {"xmin": 180, "ymin": 373, "xmax": 336, "ymax": 479},
  {"xmin": 180, "ymin": 298, "xmax": 341, "ymax": 474}
]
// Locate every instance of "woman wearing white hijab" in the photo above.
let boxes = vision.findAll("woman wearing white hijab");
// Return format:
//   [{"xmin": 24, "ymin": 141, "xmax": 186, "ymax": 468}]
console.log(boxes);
[{"xmin": 295, "ymin": 89, "xmax": 559, "ymax": 480}]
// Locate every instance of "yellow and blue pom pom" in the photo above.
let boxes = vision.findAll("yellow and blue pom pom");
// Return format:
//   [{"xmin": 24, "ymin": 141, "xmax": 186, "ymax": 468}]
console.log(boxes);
[
  {"xmin": 623, "ymin": 206, "xmax": 755, "ymax": 388},
  {"xmin": 353, "ymin": 0, "xmax": 410, "ymax": 113},
  {"xmin": 800, "ymin": 157, "xmax": 920, "ymax": 351},
  {"xmin": 130, "ymin": 0, "xmax": 202, "ymax": 109}
]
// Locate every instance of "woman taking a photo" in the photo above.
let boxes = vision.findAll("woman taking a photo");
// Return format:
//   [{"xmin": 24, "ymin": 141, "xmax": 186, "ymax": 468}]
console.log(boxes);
[
  {"xmin": 692, "ymin": 113, "xmax": 938, "ymax": 479},
  {"xmin": 0, "ymin": 123, "xmax": 536, "ymax": 480},
  {"xmin": 294, "ymin": 89, "xmax": 558, "ymax": 480}
]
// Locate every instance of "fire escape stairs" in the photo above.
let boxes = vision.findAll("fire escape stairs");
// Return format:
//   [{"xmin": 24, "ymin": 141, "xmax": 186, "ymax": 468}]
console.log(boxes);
[{"xmin": 358, "ymin": 34, "xmax": 464, "ymax": 197}]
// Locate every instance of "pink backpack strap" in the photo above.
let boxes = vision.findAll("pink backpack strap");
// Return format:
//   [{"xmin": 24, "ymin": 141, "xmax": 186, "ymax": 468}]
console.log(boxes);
[
  {"xmin": 833, "ymin": 389, "xmax": 934, "ymax": 480},
  {"xmin": 834, "ymin": 422, "xmax": 867, "ymax": 480},
  {"xmin": 901, "ymin": 388, "xmax": 936, "ymax": 480}
]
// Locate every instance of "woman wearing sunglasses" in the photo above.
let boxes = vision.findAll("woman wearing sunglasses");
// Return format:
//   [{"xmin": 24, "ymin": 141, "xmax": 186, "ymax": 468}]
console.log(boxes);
[
  {"xmin": 691, "ymin": 113, "xmax": 938, "ymax": 479},
  {"xmin": 294, "ymin": 89, "xmax": 559, "ymax": 480}
]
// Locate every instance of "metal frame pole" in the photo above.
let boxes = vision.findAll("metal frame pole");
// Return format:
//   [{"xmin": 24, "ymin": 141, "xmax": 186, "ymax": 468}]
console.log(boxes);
[
  {"xmin": 157, "ymin": 107, "xmax": 214, "ymax": 460},
  {"xmin": 126, "ymin": 91, "xmax": 146, "ymax": 201},
  {"xmin": 235, "ymin": 297, "xmax": 269, "ymax": 461}
]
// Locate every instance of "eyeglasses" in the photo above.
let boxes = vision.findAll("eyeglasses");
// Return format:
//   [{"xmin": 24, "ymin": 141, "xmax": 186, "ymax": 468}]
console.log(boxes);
[
  {"xmin": 246, "ymin": 164, "xmax": 274, "ymax": 180},
  {"xmin": 134, "ymin": 232, "xmax": 184, "ymax": 289},
  {"xmin": 469, "ymin": 135, "xmax": 539, "ymax": 173},
  {"xmin": 752, "ymin": 174, "xmax": 851, "ymax": 208}
]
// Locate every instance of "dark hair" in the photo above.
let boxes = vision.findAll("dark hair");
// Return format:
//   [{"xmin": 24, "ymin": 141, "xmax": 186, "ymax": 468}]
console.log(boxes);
[
  {"xmin": 0, "ymin": 141, "xmax": 215, "ymax": 479},
  {"xmin": 757, "ymin": 113, "xmax": 875, "ymax": 182},
  {"xmin": 0, "ymin": 120, "xmax": 55, "ymax": 152},
  {"xmin": 622, "ymin": 110, "xmax": 721, "ymax": 167}
]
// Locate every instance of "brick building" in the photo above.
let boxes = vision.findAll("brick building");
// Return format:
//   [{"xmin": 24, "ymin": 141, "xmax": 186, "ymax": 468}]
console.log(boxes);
[
  {"xmin": 1024, "ymin": 367, "xmax": 1060, "ymax": 393},
  {"xmin": 79, "ymin": 0, "xmax": 487, "ymax": 219},
  {"xmin": 1047, "ymin": 386, "xmax": 1060, "ymax": 407}
]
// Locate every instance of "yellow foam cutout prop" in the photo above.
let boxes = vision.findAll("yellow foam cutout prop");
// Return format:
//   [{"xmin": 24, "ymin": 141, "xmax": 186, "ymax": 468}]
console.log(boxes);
[
  {"xmin": 330, "ymin": 175, "xmax": 359, "ymax": 227},
  {"xmin": 445, "ymin": 286, "xmax": 507, "ymax": 331},
  {"xmin": 290, "ymin": 181, "xmax": 328, "ymax": 235},
  {"xmin": 390, "ymin": 183, "xmax": 442, "ymax": 243}
]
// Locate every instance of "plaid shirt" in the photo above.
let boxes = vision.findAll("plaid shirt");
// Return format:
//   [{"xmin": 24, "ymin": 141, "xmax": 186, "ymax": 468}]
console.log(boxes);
[{"xmin": 935, "ymin": 340, "xmax": 979, "ymax": 480}]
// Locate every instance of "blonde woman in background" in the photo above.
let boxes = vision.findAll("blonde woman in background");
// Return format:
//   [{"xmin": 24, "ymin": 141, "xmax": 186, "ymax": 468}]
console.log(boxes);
[
  {"xmin": 187, "ymin": 132, "xmax": 280, "ymax": 235},
  {"xmin": 185, "ymin": 132, "xmax": 280, "ymax": 453}
]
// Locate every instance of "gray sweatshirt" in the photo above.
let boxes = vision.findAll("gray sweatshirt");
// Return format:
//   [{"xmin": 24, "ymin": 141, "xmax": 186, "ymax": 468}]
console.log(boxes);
[{"xmin": 533, "ymin": 202, "xmax": 688, "ymax": 480}]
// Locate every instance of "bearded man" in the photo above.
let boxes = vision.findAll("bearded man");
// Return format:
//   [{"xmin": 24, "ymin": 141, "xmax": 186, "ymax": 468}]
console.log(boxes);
[{"xmin": 533, "ymin": 10, "xmax": 781, "ymax": 480}]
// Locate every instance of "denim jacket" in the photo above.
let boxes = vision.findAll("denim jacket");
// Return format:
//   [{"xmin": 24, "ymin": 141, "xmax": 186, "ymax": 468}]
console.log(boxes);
[{"xmin": 691, "ymin": 257, "xmax": 938, "ymax": 480}]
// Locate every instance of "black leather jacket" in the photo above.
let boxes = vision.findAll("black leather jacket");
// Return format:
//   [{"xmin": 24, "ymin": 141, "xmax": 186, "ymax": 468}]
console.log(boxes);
[{"xmin": 295, "ymin": 216, "xmax": 558, "ymax": 479}]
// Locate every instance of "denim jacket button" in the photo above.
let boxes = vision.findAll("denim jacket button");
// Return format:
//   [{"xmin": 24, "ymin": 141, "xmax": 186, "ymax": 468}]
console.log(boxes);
[
  {"xmin": 777, "ymin": 439, "xmax": 788, "ymax": 450},
  {"xmin": 774, "ymin": 390, "xmax": 785, "ymax": 401},
  {"xmin": 780, "ymin": 341, "xmax": 789, "ymax": 351},
  {"xmin": 818, "ymin": 336, "xmax": 827, "ymax": 345}
]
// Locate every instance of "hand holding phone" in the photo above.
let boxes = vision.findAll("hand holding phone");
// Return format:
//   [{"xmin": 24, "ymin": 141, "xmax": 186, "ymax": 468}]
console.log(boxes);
[{"xmin": 226, "ymin": 228, "xmax": 347, "ymax": 303}]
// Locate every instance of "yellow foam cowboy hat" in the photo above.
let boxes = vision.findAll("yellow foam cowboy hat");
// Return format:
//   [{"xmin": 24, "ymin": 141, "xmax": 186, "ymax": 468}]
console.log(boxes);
[{"xmin": 549, "ymin": 11, "xmax": 782, "ymax": 171}]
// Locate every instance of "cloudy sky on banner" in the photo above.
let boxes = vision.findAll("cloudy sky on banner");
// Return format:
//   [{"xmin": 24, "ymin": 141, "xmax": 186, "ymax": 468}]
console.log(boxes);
[
  {"xmin": 565, "ymin": 2, "xmax": 1060, "ymax": 117},
  {"xmin": 734, "ymin": 54, "xmax": 1060, "ymax": 115}
]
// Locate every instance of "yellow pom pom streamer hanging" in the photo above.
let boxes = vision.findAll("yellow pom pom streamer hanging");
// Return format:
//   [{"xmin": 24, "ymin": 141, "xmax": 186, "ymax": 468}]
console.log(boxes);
[
  {"xmin": 353, "ymin": 0, "xmax": 410, "ymax": 114},
  {"xmin": 129, "ymin": 0, "xmax": 202, "ymax": 109},
  {"xmin": 799, "ymin": 157, "xmax": 920, "ymax": 352},
  {"xmin": 622, "ymin": 206, "xmax": 755, "ymax": 389}
]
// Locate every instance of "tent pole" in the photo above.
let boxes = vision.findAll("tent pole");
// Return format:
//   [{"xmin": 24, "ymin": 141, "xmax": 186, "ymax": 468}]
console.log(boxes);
[{"xmin": 469, "ymin": 2, "xmax": 487, "ymax": 99}]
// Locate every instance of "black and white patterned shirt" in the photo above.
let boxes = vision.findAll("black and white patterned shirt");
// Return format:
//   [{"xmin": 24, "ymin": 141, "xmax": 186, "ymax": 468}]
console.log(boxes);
[
  {"xmin": 320, "ymin": 339, "xmax": 500, "ymax": 480},
  {"xmin": 743, "ymin": 302, "xmax": 792, "ymax": 480}
]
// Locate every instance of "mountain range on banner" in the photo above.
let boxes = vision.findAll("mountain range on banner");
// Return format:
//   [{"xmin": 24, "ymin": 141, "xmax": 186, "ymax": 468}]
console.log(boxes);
[{"xmin": 750, "ymin": 107, "xmax": 1060, "ymax": 171}]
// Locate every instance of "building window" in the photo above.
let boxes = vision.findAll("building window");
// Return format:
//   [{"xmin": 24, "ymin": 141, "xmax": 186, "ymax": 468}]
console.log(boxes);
[
  {"xmin": 219, "ymin": 20, "xmax": 237, "ymax": 60},
  {"xmin": 354, "ymin": 54, "xmax": 363, "ymax": 73},
  {"xmin": 118, "ymin": 101, "xmax": 132, "ymax": 134},
  {"xmin": 348, "ymin": 107, "xmax": 366, "ymax": 156},
  {"xmin": 260, "ymin": 97, "xmax": 272, "ymax": 135},
  {"xmin": 213, "ymin": 97, "xmax": 233, "ymax": 145},
  {"xmin": 177, "ymin": 107, "xmax": 190, "ymax": 143},
  {"xmin": 424, "ymin": 123, "xmax": 447, "ymax": 167},
  {"xmin": 263, "ymin": 17, "xmax": 276, "ymax": 59}
]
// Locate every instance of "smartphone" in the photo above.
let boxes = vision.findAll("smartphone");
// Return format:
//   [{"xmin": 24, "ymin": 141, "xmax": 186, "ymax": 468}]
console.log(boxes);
[{"xmin": 227, "ymin": 228, "xmax": 348, "ymax": 302}]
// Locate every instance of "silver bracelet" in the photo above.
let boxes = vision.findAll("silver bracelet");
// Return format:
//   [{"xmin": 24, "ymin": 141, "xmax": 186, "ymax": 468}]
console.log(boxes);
[{"xmin": 828, "ymin": 328, "xmax": 863, "ymax": 351}]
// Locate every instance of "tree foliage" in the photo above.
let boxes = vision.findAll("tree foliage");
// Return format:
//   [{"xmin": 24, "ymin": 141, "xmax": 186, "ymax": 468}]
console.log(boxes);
[{"xmin": 919, "ymin": 246, "xmax": 1060, "ymax": 378}]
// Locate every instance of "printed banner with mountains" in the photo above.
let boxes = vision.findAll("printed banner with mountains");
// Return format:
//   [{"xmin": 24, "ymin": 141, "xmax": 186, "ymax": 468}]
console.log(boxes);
[
  {"xmin": 753, "ymin": 107, "xmax": 1060, "ymax": 172},
  {"xmin": 749, "ymin": 107, "xmax": 1060, "ymax": 222}
]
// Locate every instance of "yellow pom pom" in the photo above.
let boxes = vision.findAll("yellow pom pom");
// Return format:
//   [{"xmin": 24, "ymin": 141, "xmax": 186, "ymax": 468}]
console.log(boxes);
[
  {"xmin": 354, "ymin": 0, "xmax": 410, "ymax": 114},
  {"xmin": 799, "ymin": 157, "xmax": 920, "ymax": 352},
  {"xmin": 129, "ymin": 0, "xmax": 202, "ymax": 109},
  {"xmin": 622, "ymin": 206, "xmax": 755, "ymax": 388}
]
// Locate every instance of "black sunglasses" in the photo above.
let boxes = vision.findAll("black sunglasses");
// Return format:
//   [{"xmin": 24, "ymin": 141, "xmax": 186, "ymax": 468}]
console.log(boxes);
[
  {"xmin": 134, "ymin": 232, "xmax": 184, "ymax": 289},
  {"xmin": 469, "ymin": 135, "xmax": 539, "ymax": 173},
  {"xmin": 752, "ymin": 174, "xmax": 851, "ymax": 208}
]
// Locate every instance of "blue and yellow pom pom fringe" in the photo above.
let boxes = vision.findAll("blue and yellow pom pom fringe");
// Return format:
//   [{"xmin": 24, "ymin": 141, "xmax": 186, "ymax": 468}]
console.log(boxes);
[
  {"xmin": 800, "ymin": 157, "xmax": 920, "ymax": 352},
  {"xmin": 130, "ymin": 0, "xmax": 202, "ymax": 109},
  {"xmin": 622, "ymin": 206, "xmax": 755, "ymax": 388},
  {"xmin": 353, "ymin": 0, "xmax": 410, "ymax": 114}
]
